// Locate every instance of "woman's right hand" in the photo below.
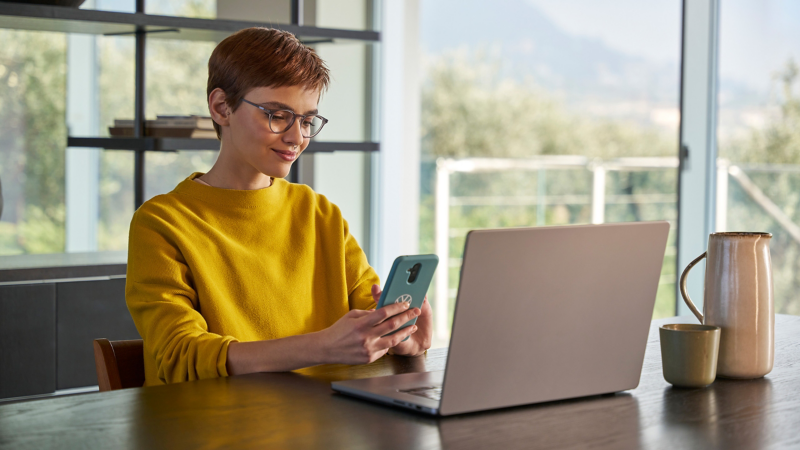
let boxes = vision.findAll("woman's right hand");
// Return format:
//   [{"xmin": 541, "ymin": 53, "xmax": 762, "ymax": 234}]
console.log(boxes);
[{"xmin": 318, "ymin": 301, "xmax": 421, "ymax": 365}]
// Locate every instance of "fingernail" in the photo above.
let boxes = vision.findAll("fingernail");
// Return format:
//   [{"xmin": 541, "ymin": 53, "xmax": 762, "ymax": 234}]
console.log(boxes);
[
  {"xmin": 413, "ymin": 326, "xmax": 418, "ymax": 331},
  {"xmin": 403, "ymin": 302, "xmax": 410, "ymax": 309}
]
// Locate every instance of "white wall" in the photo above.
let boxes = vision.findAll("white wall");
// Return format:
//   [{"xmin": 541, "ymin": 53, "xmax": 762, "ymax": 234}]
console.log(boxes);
[
  {"xmin": 372, "ymin": 0, "xmax": 421, "ymax": 281},
  {"xmin": 313, "ymin": 0, "xmax": 371, "ymax": 252},
  {"xmin": 677, "ymin": 0, "xmax": 720, "ymax": 315},
  {"xmin": 66, "ymin": 0, "xmax": 100, "ymax": 253}
]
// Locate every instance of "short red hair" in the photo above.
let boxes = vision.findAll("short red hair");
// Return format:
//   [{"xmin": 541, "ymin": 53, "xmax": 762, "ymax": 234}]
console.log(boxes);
[{"xmin": 207, "ymin": 27, "xmax": 330, "ymax": 138}]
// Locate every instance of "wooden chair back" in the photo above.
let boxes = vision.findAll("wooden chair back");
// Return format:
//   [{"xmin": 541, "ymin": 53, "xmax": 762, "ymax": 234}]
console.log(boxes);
[{"xmin": 93, "ymin": 338, "xmax": 145, "ymax": 391}]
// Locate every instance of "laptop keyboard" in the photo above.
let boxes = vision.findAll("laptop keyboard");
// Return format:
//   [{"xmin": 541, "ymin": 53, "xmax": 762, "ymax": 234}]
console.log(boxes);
[{"xmin": 399, "ymin": 386, "xmax": 443, "ymax": 401}]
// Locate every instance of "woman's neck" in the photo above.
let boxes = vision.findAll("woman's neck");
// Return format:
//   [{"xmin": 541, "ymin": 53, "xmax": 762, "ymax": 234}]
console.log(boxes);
[{"xmin": 197, "ymin": 151, "xmax": 273, "ymax": 190}]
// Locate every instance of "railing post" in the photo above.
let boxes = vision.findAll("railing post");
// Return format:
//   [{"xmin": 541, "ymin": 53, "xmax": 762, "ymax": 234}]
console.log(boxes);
[
  {"xmin": 591, "ymin": 163, "xmax": 606, "ymax": 224},
  {"xmin": 537, "ymin": 168, "xmax": 546, "ymax": 226},
  {"xmin": 716, "ymin": 159, "xmax": 729, "ymax": 231},
  {"xmin": 728, "ymin": 166, "xmax": 800, "ymax": 244},
  {"xmin": 435, "ymin": 158, "xmax": 451, "ymax": 340}
]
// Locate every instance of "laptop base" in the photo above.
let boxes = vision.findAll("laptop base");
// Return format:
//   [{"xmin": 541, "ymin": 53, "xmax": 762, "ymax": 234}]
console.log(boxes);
[{"xmin": 332, "ymin": 371, "xmax": 443, "ymax": 415}]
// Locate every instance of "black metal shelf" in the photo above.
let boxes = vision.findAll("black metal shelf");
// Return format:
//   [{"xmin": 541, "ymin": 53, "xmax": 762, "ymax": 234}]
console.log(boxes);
[
  {"xmin": 4, "ymin": 0, "xmax": 380, "ymax": 208},
  {"xmin": 67, "ymin": 137, "xmax": 379, "ymax": 152},
  {"xmin": 0, "ymin": 251, "xmax": 127, "ymax": 283},
  {"xmin": 0, "ymin": 2, "xmax": 379, "ymax": 43}
]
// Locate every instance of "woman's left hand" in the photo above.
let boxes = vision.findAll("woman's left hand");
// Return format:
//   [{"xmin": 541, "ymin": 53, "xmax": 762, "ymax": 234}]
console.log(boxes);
[{"xmin": 370, "ymin": 284, "xmax": 433, "ymax": 357}]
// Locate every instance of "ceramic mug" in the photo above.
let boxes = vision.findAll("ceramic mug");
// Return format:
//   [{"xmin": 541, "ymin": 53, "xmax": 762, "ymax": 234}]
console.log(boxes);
[
  {"xmin": 660, "ymin": 324, "xmax": 721, "ymax": 388},
  {"xmin": 679, "ymin": 232, "xmax": 774, "ymax": 379}
]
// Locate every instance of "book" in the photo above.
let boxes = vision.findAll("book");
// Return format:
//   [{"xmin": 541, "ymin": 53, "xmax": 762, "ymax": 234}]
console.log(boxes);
[
  {"xmin": 113, "ymin": 115, "xmax": 215, "ymax": 130},
  {"xmin": 108, "ymin": 127, "xmax": 218, "ymax": 139}
]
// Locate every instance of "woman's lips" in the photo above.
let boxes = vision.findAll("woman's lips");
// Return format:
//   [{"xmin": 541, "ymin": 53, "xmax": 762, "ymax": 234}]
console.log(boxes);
[{"xmin": 272, "ymin": 148, "xmax": 298, "ymax": 161}]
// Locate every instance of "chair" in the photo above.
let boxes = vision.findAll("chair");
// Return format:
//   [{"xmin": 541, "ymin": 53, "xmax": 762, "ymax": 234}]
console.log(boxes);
[{"xmin": 93, "ymin": 338, "xmax": 145, "ymax": 391}]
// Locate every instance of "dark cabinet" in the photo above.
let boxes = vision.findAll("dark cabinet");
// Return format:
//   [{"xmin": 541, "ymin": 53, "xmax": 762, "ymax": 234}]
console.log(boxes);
[
  {"xmin": 0, "ymin": 277, "xmax": 140, "ymax": 399},
  {"xmin": 57, "ymin": 278, "xmax": 140, "ymax": 389},
  {"xmin": 0, "ymin": 284, "xmax": 56, "ymax": 399}
]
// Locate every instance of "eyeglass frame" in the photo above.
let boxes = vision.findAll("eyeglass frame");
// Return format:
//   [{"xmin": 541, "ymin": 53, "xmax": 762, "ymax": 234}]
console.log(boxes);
[{"xmin": 239, "ymin": 98, "xmax": 329, "ymax": 138}]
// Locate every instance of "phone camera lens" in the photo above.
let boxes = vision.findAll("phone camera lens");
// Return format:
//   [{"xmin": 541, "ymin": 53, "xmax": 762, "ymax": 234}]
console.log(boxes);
[{"xmin": 406, "ymin": 263, "xmax": 422, "ymax": 283}]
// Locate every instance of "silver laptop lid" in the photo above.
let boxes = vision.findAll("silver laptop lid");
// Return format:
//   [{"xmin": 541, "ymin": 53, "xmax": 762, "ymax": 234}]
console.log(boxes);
[{"xmin": 439, "ymin": 221, "xmax": 669, "ymax": 415}]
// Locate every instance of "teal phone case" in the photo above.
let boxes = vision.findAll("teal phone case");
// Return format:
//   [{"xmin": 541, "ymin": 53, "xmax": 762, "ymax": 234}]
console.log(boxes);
[{"xmin": 377, "ymin": 254, "xmax": 439, "ymax": 336}]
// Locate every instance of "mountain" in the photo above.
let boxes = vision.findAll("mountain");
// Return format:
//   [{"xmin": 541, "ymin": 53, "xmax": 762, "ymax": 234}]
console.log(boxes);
[{"xmin": 420, "ymin": 0, "xmax": 681, "ymax": 123}]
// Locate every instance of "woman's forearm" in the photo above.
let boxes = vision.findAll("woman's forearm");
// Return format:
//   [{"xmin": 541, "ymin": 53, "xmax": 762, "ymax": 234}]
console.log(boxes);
[
  {"xmin": 226, "ymin": 302, "xmax": 425, "ymax": 375},
  {"xmin": 226, "ymin": 331, "xmax": 328, "ymax": 375}
]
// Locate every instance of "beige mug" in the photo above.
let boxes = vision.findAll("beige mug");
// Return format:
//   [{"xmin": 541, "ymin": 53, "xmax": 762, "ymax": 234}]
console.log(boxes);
[{"xmin": 679, "ymin": 232, "xmax": 774, "ymax": 379}]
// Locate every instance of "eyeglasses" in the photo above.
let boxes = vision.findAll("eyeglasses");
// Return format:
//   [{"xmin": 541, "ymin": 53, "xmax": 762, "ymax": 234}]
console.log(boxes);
[{"xmin": 240, "ymin": 98, "xmax": 328, "ymax": 138}]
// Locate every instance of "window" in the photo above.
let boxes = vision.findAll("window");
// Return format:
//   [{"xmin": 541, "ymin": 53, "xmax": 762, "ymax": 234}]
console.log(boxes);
[
  {"xmin": 0, "ymin": 0, "xmax": 378, "ymax": 260},
  {"xmin": 419, "ymin": 0, "xmax": 683, "ymax": 344},
  {"xmin": 716, "ymin": 0, "xmax": 800, "ymax": 315},
  {"xmin": 0, "ymin": 30, "xmax": 67, "ymax": 255}
]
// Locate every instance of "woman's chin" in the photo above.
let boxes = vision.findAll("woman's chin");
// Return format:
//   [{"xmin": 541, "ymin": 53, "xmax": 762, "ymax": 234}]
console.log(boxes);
[{"xmin": 260, "ymin": 164, "xmax": 292, "ymax": 180}]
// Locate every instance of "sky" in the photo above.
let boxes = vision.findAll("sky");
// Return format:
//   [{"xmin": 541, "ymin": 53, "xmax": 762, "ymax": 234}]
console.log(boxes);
[
  {"xmin": 531, "ymin": 0, "xmax": 800, "ymax": 91},
  {"xmin": 97, "ymin": 0, "xmax": 800, "ymax": 95},
  {"xmin": 718, "ymin": 0, "xmax": 800, "ymax": 90},
  {"xmin": 529, "ymin": 0, "xmax": 681, "ymax": 66},
  {"xmin": 419, "ymin": 0, "xmax": 683, "ymax": 125}
]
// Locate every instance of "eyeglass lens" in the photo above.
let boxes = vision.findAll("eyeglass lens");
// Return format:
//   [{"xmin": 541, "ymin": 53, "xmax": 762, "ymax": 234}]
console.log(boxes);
[{"xmin": 269, "ymin": 111, "xmax": 325, "ymax": 137}]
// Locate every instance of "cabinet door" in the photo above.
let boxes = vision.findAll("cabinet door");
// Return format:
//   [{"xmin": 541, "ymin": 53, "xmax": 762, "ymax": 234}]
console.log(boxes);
[
  {"xmin": 0, "ymin": 284, "xmax": 56, "ymax": 399},
  {"xmin": 56, "ymin": 278, "xmax": 140, "ymax": 389}
]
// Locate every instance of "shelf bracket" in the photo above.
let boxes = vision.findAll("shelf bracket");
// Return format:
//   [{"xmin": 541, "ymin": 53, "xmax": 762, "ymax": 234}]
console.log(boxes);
[{"xmin": 103, "ymin": 28, "xmax": 179, "ymax": 37}]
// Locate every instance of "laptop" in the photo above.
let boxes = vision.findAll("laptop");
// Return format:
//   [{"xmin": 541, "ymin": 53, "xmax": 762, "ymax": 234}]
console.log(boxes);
[{"xmin": 332, "ymin": 221, "xmax": 670, "ymax": 416}]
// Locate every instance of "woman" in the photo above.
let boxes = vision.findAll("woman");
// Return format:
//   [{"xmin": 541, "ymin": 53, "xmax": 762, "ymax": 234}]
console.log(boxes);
[{"xmin": 126, "ymin": 27, "xmax": 432, "ymax": 386}]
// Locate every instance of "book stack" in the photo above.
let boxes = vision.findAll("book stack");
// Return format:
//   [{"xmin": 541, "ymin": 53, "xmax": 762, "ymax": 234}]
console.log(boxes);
[{"xmin": 109, "ymin": 115, "xmax": 217, "ymax": 139}]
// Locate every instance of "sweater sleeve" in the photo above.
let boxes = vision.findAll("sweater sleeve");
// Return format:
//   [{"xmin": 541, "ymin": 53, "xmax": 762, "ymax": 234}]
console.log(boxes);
[
  {"xmin": 343, "ymin": 217, "xmax": 380, "ymax": 311},
  {"xmin": 125, "ymin": 205, "xmax": 237, "ymax": 385}
]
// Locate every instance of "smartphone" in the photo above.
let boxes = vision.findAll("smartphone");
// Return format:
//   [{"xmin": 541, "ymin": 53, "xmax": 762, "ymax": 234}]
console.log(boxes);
[{"xmin": 377, "ymin": 254, "xmax": 439, "ymax": 337}]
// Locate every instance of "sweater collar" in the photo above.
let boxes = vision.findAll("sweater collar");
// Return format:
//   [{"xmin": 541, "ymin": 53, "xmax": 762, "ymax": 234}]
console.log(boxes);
[{"xmin": 174, "ymin": 172, "xmax": 286, "ymax": 208}]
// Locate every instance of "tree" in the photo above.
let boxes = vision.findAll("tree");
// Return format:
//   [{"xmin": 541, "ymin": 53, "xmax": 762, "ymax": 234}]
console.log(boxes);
[
  {"xmin": 0, "ymin": 0, "xmax": 218, "ymax": 255},
  {"xmin": 421, "ymin": 53, "xmax": 676, "ymax": 160},
  {"xmin": 0, "ymin": 30, "xmax": 66, "ymax": 254},
  {"xmin": 722, "ymin": 59, "xmax": 800, "ymax": 315},
  {"xmin": 419, "ymin": 52, "xmax": 679, "ymax": 319},
  {"xmin": 725, "ymin": 58, "xmax": 800, "ymax": 165}
]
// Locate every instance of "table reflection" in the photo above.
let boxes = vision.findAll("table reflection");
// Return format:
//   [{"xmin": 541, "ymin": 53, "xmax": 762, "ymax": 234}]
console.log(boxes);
[
  {"xmin": 437, "ymin": 393, "xmax": 641, "ymax": 450},
  {"xmin": 129, "ymin": 372, "xmax": 442, "ymax": 449},
  {"xmin": 657, "ymin": 377, "xmax": 773, "ymax": 449}
]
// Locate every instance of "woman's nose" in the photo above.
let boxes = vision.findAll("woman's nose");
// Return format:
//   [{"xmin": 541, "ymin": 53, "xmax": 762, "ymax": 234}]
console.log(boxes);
[{"xmin": 284, "ymin": 118, "xmax": 305, "ymax": 146}]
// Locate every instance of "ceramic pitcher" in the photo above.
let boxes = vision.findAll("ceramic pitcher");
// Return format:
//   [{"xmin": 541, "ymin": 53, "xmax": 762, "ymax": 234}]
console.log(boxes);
[{"xmin": 679, "ymin": 232, "xmax": 774, "ymax": 379}]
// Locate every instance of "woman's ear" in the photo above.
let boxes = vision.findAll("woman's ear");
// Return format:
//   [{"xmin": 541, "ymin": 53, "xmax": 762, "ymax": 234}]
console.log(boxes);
[{"xmin": 208, "ymin": 88, "xmax": 231, "ymax": 127}]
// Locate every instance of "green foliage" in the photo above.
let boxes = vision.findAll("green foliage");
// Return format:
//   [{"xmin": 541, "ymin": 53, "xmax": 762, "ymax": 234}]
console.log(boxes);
[
  {"xmin": 20, "ymin": 37, "xmax": 67, "ymax": 227},
  {"xmin": 0, "ymin": 30, "xmax": 66, "ymax": 254},
  {"xmin": 146, "ymin": 0, "xmax": 216, "ymax": 18},
  {"xmin": 17, "ymin": 204, "xmax": 65, "ymax": 253},
  {"xmin": 95, "ymin": 0, "xmax": 218, "ymax": 251},
  {"xmin": 0, "ymin": 221, "xmax": 22, "ymax": 255},
  {"xmin": 719, "ymin": 60, "xmax": 800, "ymax": 314},
  {"xmin": 724, "ymin": 59, "xmax": 800, "ymax": 164},
  {"xmin": 421, "ymin": 54, "xmax": 800, "ymax": 322},
  {"xmin": 421, "ymin": 53, "xmax": 677, "ymax": 160},
  {"xmin": 0, "ymin": 0, "xmax": 217, "ymax": 254},
  {"xmin": 419, "ymin": 52, "xmax": 682, "ymax": 325}
]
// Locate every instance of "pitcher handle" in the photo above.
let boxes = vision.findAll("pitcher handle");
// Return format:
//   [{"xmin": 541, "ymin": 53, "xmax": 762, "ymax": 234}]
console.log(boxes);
[{"xmin": 679, "ymin": 252, "xmax": 706, "ymax": 323}]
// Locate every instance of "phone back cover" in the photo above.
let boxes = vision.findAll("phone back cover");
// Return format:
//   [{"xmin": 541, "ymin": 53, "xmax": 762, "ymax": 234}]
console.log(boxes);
[{"xmin": 379, "ymin": 254, "xmax": 439, "ymax": 330}]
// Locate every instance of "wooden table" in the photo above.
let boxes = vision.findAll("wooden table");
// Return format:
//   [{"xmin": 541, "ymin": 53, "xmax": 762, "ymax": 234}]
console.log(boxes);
[{"xmin": 1, "ymin": 315, "xmax": 799, "ymax": 449}]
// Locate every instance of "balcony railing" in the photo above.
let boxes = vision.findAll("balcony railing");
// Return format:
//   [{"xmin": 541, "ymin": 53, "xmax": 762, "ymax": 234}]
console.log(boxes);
[{"xmin": 432, "ymin": 156, "xmax": 800, "ymax": 340}]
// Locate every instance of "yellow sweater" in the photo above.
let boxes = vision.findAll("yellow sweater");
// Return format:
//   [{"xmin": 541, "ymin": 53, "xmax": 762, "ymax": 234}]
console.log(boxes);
[{"xmin": 125, "ymin": 173, "xmax": 379, "ymax": 386}]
